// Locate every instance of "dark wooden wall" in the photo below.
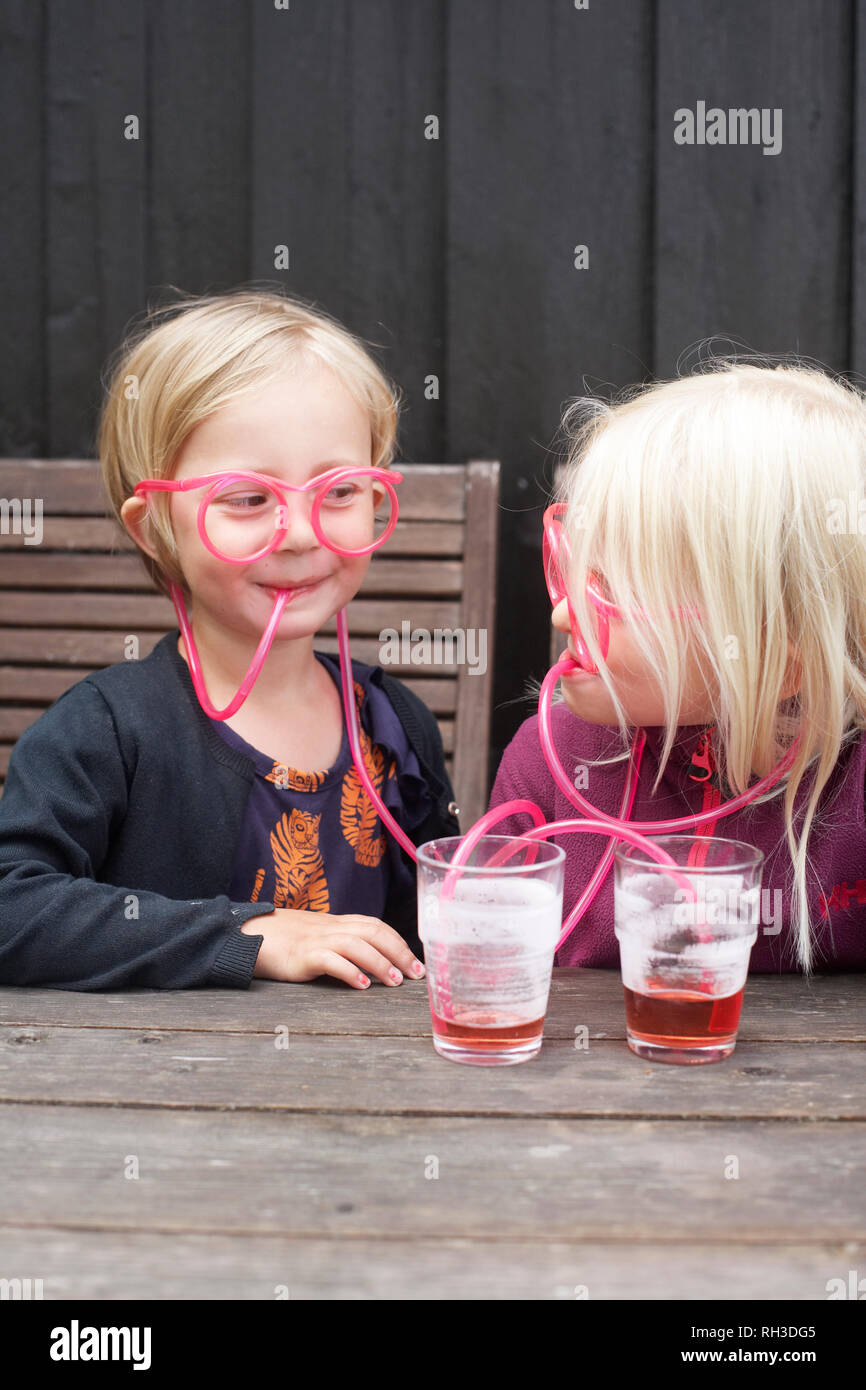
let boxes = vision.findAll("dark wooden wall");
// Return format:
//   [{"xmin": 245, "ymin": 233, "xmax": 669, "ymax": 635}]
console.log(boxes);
[{"xmin": 1, "ymin": 0, "xmax": 861, "ymax": 776}]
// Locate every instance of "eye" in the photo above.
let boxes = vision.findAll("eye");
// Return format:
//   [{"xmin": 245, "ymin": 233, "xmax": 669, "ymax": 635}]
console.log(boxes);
[
  {"xmin": 321, "ymin": 482, "xmax": 362, "ymax": 504},
  {"xmin": 218, "ymin": 491, "xmax": 271, "ymax": 511}
]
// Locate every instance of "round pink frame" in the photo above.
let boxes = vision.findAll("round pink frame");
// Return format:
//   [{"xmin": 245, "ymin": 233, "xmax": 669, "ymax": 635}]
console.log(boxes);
[{"xmin": 134, "ymin": 465, "xmax": 402, "ymax": 562}]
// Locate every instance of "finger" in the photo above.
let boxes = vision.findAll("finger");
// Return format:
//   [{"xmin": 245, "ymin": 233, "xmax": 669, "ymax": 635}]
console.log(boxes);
[
  {"xmin": 310, "ymin": 948, "xmax": 374, "ymax": 990},
  {"xmin": 329, "ymin": 936, "xmax": 411, "ymax": 987},
  {"xmin": 363, "ymin": 924, "xmax": 427, "ymax": 979},
  {"xmin": 340, "ymin": 919, "xmax": 426, "ymax": 979}
]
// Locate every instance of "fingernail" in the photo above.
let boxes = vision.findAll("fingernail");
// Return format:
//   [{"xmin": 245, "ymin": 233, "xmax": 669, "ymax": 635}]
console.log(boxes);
[
  {"xmin": 358, "ymin": 974, "xmax": 370, "ymax": 988},
  {"xmin": 388, "ymin": 967, "xmax": 403, "ymax": 984},
  {"xmin": 411, "ymin": 960, "xmax": 425, "ymax": 976}
]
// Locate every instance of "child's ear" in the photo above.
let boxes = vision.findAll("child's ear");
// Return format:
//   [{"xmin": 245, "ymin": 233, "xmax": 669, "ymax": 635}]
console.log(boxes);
[{"xmin": 120, "ymin": 495, "xmax": 161, "ymax": 565}]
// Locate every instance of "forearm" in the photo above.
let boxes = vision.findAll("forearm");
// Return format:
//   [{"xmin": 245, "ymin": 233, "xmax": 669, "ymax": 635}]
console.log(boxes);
[{"xmin": 0, "ymin": 861, "xmax": 272, "ymax": 991}]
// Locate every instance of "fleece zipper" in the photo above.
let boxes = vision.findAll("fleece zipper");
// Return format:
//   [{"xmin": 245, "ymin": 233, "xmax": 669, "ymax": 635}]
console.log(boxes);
[{"xmin": 687, "ymin": 728, "xmax": 723, "ymax": 867}]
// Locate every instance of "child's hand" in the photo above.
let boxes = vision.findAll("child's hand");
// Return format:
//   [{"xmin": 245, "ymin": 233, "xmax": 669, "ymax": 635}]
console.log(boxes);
[{"xmin": 240, "ymin": 908, "xmax": 426, "ymax": 989}]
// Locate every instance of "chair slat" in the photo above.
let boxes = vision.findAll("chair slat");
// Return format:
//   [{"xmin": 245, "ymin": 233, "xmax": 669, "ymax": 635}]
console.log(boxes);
[
  {"xmin": 0, "ymin": 460, "xmax": 467, "ymax": 520},
  {"xmin": 0, "ymin": 516, "xmax": 466, "ymax": 556},
  {"xmin": 452, "ymin": 461, "xmax": 500, "ymax": 827},
  {"xmin": 0, "ymin": 666, "xmax": 93, "ymax": 700},
  {"xmin": 0, "ymin": 708, "xmax": 45, "ymax": 740},
  {"xmin": 0, "ymin": 630, "xmax": 460, "ymax": 675},
  {"xmin": 0, "ymin": 593, "xmax": 463, "ymax": 633},
  {"xmin": 0, "ymin": 553, "xmax": 464, "ymax": 597},
  {"xmin": 0, "ymin": 665, "xmax": 457, "ymax": 715}
]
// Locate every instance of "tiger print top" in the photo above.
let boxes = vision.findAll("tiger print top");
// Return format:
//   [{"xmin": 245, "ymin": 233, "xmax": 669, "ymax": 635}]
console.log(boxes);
[{"xmin": 207, "ymin": 652, "xmax": 435, "ymax": 921}]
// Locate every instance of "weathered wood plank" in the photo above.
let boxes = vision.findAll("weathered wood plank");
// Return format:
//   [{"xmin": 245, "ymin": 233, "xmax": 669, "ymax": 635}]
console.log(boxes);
[
  {"xmin": 2, "ymin": 973, "xmax": 862, "ymax": 1040},
  {"xmin": 1, "ymin": 1225, "xmax": 859, "ymax": 1300},
  {"xmin": 0, "ymin": 461, "xmax": 468, "ymax": 520},
  {"xmin": 0, "ymin": 666, "xmax": 457, "ymax": 714},
  {"xmin": 0, "ymin": 593, "xmax": 463, "ymax": 632},
  {"xmin": 0, "ymin": 630, "xmax": 458, "ymax": 675},
  {"xmin": 0, "ymin": 553, "xmax": 464, "ymax": 598},
  {"xmin": 0, "ymin": 667, "xmax": 93, "ymax": 701},
  {"xmin": 452, "ymin": 460, "xmax": 498, "ymax": 827},
  {"xmin": 0, "ymin": 1025, "xmax": 862, "ymax": 1119},
  {"xmin": 0, "ymin": 708, "xmax": 43, "ymax": 740},
  {"xmin": 0, "ymin": 1105, "xmax": 861, "ymax": 1240},
  {"xmin": 0, "ymin": 517, "xmax": 466, "ymax": 557},
  {"xmin": 1, "ymin": 592, "xmax": 175, "ymax": 628},
  {"xmin": 0, "ymin": 630, "xmax": 164, "ymax": 665}
]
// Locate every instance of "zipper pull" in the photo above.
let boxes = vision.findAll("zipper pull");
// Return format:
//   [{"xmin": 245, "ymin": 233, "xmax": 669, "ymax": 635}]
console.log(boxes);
[{"xmin": 689, "ymin": 729, "xmax": 715, "ymax": 783}]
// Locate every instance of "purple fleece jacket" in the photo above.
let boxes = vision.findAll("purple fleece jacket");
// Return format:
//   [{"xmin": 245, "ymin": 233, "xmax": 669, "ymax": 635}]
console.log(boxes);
[{"xmin": 488, "ymin": 707, "xmax": 866, "ymax": 972}]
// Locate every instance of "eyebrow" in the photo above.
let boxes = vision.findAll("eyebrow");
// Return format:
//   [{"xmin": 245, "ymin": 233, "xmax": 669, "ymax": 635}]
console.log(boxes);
[
  {"xmin": 203, "ymin": 458, "xmax": 369, "ymax": 484},
  {"xmin": 306, "ymin": 459, "xmax": 369, "ymax": 477}
]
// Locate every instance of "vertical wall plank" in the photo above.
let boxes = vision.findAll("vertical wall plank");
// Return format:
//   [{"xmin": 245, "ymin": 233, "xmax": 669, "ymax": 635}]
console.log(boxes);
[
  {"xmin": 0, "ymin": 1, "xmax": 45, "ymax": 455},
  {"xmin": 149, "ymin": 0, "xmax": 251, "ymax": 295},
  {"xmin": 250, "ymin": 0, "xmax": 446, "ymax": 463},
  {"xmin": 852, "ymin": 1, "xmax": 866, "ymax": 379},
  {"xmin": 45, "ymin": 0, "xmax": 147, "ymax": 455},
  {"xmin": 655, "ymin": 0, "xmax": 852, "ymax": 376},
  {"xmin": 446, "ymin": 0, "xmax": 654, "ymax": 769}
]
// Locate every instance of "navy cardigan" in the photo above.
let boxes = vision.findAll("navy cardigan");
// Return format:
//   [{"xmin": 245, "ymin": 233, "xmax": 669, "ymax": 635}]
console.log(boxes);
[{"xmin": 0, "ymin": 633, "xmax": 460, "ymax": 991}]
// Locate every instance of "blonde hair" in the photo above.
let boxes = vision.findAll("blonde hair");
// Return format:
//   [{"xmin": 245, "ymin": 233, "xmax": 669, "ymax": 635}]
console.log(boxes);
[
  {"xmin": 97, "ymin": 286, "xmax": 402, "ymax": 597},
  {"xmin": 556, "ymin": 355, "xmax": 866, "ymax": 972}
]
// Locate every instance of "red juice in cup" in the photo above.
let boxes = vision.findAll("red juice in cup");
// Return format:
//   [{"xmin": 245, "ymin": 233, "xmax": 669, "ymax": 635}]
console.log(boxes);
[
  {"xmin": 614, "ymin": 836, "xmax": 763, "ymax": 1065},
  {"xmin": 417, "ymin": 837, "xmax": 565, "ymax": 1066},
  {"xmin": 622, "ymin": 981, "xmax": 746, "ymax": 1051}
]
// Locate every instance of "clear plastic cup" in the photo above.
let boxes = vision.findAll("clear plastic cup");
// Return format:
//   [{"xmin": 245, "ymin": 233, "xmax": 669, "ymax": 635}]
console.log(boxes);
[
  {"xmin": 417, "ymin": 836, "xmax": 565, "ymax": 1066},
  {"xmin": 613, "ymin": 835, "xmax": 764, "ymax": 1065}
]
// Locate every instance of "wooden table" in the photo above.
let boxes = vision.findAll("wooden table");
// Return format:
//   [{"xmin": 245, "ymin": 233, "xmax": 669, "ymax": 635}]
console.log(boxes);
[{"xmin": 0, "ymin": 970, "xmax": 864, "ymax": 1300}]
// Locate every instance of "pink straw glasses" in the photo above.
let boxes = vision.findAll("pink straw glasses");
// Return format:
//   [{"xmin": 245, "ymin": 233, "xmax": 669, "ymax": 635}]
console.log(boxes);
[
  {"xmin": 134, "ymin": 466, "xmax": 799, "ymax": 994},
  {"xmin": 134, "ymin": 466, "xmax": 401, "ymax": 721}
]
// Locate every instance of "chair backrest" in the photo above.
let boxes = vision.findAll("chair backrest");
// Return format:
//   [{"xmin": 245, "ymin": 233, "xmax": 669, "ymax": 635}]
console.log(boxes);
[
  {"xmin": 548, "ymin": 463, "xmax": 566, "ymax": 669},
  {"xmin": 0, "ymin": 459, "xmax": 500, "ymax": 828}
]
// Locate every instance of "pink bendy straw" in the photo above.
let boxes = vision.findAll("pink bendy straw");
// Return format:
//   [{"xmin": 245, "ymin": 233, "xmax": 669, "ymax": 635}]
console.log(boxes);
[{"xmin": 143, "ymin": 464, "xmax": 793, "ymax": 1017}]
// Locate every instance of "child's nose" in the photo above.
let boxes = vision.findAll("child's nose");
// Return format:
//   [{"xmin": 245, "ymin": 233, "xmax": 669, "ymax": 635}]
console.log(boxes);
[
  {"xmin": 551, "ymin": 598, "xmax": 571, "ymax": 633},
  {"xmin": 273, "ymin": 498, "xmax": 320, "ymax": 551}
]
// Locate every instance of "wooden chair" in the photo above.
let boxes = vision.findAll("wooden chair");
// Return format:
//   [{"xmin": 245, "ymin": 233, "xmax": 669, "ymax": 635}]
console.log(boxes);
[
  {"xmin": 0, "ymin": 459, "xmax": 500, "ymax": 828},
  {"xmin": 548, "ymin": 462, "xmax": 567, "ymax": 669}
]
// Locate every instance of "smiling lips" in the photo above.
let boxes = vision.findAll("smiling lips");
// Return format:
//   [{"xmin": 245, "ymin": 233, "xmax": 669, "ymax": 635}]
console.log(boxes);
[{"xmin": 256, "ymin": 577, "xmax": 327, "ymax": 596}]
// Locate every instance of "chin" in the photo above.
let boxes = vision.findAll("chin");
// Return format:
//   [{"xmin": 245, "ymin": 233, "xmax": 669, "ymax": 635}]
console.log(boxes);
[{"xmin": 560, "ymin": 685, "xmax": 615, "ymax": 723}]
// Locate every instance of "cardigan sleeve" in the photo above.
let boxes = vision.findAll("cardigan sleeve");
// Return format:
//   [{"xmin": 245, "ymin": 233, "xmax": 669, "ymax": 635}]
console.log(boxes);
[{"xmin": 0, "ymin": 680, "xmax": 271, "ymax": 991}]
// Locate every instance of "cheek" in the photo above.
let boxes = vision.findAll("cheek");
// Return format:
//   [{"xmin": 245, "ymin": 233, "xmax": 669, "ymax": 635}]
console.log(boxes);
[
  {"xmin": 178, "ymin": 536, "xmax": 247, "ymax": 597},
  {"xmin": 603, "ymin": 625, "xmax": 647, "ymax": 682},
  {"xmin": 170, "ymin": 502, "xmax": 244, "ymax": 585},
  {"xmin": 334, "ymin": 555, "xmax": 370, "ymax": 592},
  {"xmin": 170, "ymin": 503, "xmax": 209, "ymax": 569}
]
